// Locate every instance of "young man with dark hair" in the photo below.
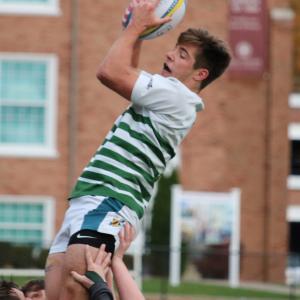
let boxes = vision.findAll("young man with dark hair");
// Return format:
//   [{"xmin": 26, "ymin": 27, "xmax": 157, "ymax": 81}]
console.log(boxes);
[
  {"xmin": 22, "ymin": 280, "xmax": 46, "ymax": 300},
  {"xmin": 45, "ymin": 1, "xmax": 231, "ymax": 299},
  {"xmin": 0, "ymin": 280, "xmax": 25, "ymax": 300}
]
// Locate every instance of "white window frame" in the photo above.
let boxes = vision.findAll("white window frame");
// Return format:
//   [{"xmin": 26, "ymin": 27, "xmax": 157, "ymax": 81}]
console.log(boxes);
[
  {"xmin": 0, "ymin": 53, "xmax": 58, "ymax": 158},
  {"xmin": 287, "ymin": 205, "xmax": 300, "ymax": 222},
  {"xmin": 287, "ymin": 123, "xmax": 300, "ymax": 190},
  {"xmin": 0, "ymin": 195, "xmax": 55, "ymax": 248},
  {"xmin": 289, "ymin": 93, "xmax": 300, "ymax": 109},
  {"xmin": 0, "ymin": 0, "xmax": 60, "ymax": 16}
]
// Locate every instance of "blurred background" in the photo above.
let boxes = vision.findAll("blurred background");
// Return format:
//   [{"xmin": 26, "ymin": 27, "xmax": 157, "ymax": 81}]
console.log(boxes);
[{"xmin": 0, "ymin": 0, "xmax": 299, "ymax": 298}]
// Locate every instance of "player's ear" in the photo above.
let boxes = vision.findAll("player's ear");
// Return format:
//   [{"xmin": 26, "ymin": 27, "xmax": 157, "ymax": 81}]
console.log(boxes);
[{"xmin": 193, "ymin": 68, "xmax": 209, "ymax": 82}]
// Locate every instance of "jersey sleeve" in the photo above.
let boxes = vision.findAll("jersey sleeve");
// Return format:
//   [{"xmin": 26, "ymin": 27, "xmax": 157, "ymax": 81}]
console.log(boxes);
[
  {"xmin": 131, "ymin": 71, "xmax": 187, "ymax": 115},
  {"xmin": 88, "ymin": 279, "xmax": 114, "ymax": 300}
]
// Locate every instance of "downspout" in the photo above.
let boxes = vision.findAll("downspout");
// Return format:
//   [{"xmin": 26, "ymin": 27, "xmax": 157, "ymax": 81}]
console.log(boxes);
[
  {"xmin": 262, "ymin": 4, "xmax": 272, "ymax": 283},
  {"xmin": 68, "ymin": 0, "xmax": 79, "ymax": 190}
]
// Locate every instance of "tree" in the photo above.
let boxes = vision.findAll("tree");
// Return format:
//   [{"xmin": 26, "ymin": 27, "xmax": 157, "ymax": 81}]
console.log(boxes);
[{"xmin": 148, "ymin": 170, "xmax": 178, "ymax": 276}]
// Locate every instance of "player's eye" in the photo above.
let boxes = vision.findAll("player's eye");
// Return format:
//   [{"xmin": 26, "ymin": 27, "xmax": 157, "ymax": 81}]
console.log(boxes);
[{"xmin": 180, "ymin": 51, "xmax": 187, "ymax": 58}]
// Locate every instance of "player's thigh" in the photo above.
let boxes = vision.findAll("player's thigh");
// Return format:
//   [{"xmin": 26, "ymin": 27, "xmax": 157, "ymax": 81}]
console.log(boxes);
[
  {"xmin": 59, "ymin": 244, "xmax": 99, "ymax": 300},
  {"xmin": 45, "ymin": 252, "xmax": 65, "ymax": 300}
]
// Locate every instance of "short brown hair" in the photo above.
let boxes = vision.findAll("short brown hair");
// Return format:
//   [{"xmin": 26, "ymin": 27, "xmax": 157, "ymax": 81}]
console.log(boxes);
[
  {"xmin": 22, "ymin": 279, "xmax": 44, "ymax": 296},
  {"xmin": 177, "ymin": 28, "xmax": 231, "ymax": 90},
  {"xmin": 0, "ymin": 280, "xmax": 20, "ymax": 300}
]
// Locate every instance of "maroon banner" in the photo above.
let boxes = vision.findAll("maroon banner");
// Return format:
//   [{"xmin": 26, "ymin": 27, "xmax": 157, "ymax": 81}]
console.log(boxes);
[{"xmin": 228, "ymin": 0, "xmax": 268, "ymax": 76}]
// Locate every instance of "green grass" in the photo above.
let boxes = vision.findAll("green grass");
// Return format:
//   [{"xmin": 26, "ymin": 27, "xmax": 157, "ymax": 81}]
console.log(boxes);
[
  {"xmin": 0, "ymin": 276, "xmax": 43, "ymax": 287},
  {"xmin": 142, "ymin": 278, "xmax": 292, "ymax": 299},
  {"xmin": 1, "ymin": 276, "xmax": 294, "ymax": 299}
]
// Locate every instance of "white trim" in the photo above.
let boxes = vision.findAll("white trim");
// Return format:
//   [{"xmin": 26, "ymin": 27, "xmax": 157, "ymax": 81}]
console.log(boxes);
[
  {"xmin": 0, "ymin": 223, "xmax": 46, "ymax": 230},
  {"xmin": 288, "ymin": 123, "xmax": 300, "ymax": 140},
  {"xmin": 43, "ymin": 197, "xmax": 55, "ymax": 247},
  {"xmin": 229, "ymin": 188, "xmax": 241, "ymax": 288},
  {"xmin": 169, "ymin": 185, "xmax": 182, "ymax": 286},
  {"xmin": 0, "ymin": 53, "xmax": 59, "ymax": 158},
  {"xmin": 0, "ymin": 195, "xmax": 55, "ymax": 247},
  {"xmin": 0, "ymin": 145, "xmax": 58, "ymax": 158},
  {"xmin": 287, "ymin": 205, "xmax": 300, "ymax": 222},
  {"xmin": 271, "ymin": 7, "xmax": 295, "ymax": 22},
  {"xmin": 287, "ymin": 175, "xmax": 300, "ymax": 190},
  {"xmin": 169, "ymin": 186, "xmax": 241, "ymax": 288},
  {"xmin": 0, "ymin": 0, "xmax": 61, "ymax": 16},
  {"xmin": 0, "ymin": 269, "xmax": 44, "ymax": 277},
  {"xmin": 289, "ymin": 93, "xmax": 300, "ymax": 109}
]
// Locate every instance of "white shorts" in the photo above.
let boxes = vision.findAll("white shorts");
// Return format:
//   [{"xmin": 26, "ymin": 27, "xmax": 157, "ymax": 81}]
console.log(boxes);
[{"xmin": 49, "ymin": 195, "xmax": 140, "ymax": 254}]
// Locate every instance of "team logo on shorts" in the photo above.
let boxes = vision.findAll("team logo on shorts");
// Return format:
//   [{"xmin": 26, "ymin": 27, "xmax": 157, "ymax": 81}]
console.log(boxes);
[{"xmin": 110, "ymin": 218, "xmax": 125, "ymax": 227}]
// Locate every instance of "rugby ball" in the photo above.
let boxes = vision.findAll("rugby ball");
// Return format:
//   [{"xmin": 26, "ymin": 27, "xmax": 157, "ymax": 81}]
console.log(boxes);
[{"xmin": 122, "ymin": 0, "xmax": 187, "ymax": 40}]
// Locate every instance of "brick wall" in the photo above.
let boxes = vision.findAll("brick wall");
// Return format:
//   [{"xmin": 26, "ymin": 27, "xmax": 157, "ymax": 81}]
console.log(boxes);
[
  {"xmin": 0, "ymin": 0, "xmax": 295, "ymax": 283},
  {"xmin": 291, "ymin": 0, "xmax": 300, "ymax": 90}
]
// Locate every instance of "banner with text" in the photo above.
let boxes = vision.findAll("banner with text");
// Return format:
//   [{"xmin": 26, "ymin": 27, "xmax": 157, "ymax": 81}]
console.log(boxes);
[{"xmin": 229, "ymin": 0, "xmax": 268, "ymax": 76}]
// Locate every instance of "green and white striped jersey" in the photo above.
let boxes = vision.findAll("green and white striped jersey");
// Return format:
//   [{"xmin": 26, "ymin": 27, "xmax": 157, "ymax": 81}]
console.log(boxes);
[{"xmin": 70, "ymin": 71, "xmax": 204, "ymax": 219}]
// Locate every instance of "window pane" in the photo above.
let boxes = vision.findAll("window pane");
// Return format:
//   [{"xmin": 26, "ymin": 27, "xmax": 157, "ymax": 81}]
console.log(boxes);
[
  {"xmin": 0, "ymin": 202, "xmax": 44, "ymax": 245},
  {"xmin": 0, "ymin": 228, "xmax": 43, "ymax": 245},
  {"xmin": 0, "ymin": 106, "xmax": 45, "ymax": 143},
  {"xmin": 0, "ymin": 202, "xmax": 44, "ymax": 224},
  {"xmin": 291, "ymin": 140, "xmax": 300, "ymax": 175},
  {"xmin": 0, "ymin": 61, "xmax": 47, "ymax": 102}
]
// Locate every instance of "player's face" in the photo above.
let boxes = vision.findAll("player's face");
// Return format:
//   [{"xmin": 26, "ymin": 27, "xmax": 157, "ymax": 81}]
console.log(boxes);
[
  {"xmin": 25, "ymin": 290, "xmax": 46, "ymax": 300},
  {"xmin": 161, "ymin": 43, "xmax": 199, "ymax": 83}
]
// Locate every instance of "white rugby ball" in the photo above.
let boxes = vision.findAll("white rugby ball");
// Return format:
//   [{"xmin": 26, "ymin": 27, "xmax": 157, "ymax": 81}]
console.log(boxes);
[{"xmin": 122, "ymin": 0, "xmax": 187, "ymax": 40}]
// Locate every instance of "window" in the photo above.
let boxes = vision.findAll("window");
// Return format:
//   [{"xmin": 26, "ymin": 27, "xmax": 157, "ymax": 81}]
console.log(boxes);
[
  {"xmin": 287, "ymin": 206, "xmax": 300, "ymax": 268},
  {"xmin": 288, "ymin": 123, "xmax": 300, "ymax": 189},
  {"xmin": 289, "ymin": 93, "xmax": 300, "ymax": 108},
  {"xmin": 291, "ymin": 140, "xmax": 300, "ymax": 175},
  {"xmin": 0, "ymin": 0, "xmax": 60, "ymax": 15},
  {"xmin": 0, "ymin": 196, "xmax": 54, "ymax": 247},
  {"xmin": 0, "ymin": 54, "xmax": 58, "ymax": 157}
]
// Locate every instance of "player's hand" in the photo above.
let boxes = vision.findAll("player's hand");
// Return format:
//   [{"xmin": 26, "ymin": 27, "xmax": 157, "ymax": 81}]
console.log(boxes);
[
  {"xmin": 10, "ymin": 288, "xmax": 25, "ymax": 300},
  {"xmin": 129, "ymin": 0, "xmax": 171, "ymax": 32},
  {"xmin": 114, "ymin": 222, "xmax": 135, "ymax": 261},
  {"xmin": 71, "ymin": 244, "xmax": 112, "ymax": 288},
  {"xmin": 70, "ymin": 271, "xmax": 94, "ymax": 289}
]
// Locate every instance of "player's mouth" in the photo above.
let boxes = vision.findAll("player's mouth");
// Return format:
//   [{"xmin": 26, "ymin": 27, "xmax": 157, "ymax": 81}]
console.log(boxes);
[{"xmin": 163, "ymin": 63, "xmax": 172, "ymax": 74}]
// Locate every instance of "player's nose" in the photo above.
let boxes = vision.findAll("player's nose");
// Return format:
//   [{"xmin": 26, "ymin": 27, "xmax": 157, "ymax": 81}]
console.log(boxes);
[{"xmin": 165, "ymin": 49, "xmax": 175, "ymax": 61}]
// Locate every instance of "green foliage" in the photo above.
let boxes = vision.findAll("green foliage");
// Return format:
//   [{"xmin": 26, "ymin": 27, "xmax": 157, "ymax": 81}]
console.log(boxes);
[
  {"xmin": 0, "ymin": 242, "xmax": 48, "ymax": 269},
  {"xmin": 148, "ymin": 170, "xmax": 178, "ymax": 276}
]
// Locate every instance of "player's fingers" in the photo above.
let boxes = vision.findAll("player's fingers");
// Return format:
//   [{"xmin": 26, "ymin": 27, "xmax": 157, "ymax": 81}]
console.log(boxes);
[
  {"xmin": 124, "ymin": 222, "xmax": 134, "ymax": 243},
  {"xmin": 71, "ymin": 271, "xmax": 93, "ymax": 288},
  {"xmin": 129, "ymin": 223, "xmax": 135, "ymax": 241},
  {"xmin": 156, "ymin": 16, "xmax": 172, "ymax": 26},
  {"xmin": 102, "ymin": 251, "xmax": 112, "ymax": 268},
  {"xmin": 153, "ymin": 0, "xmax": 161, "ymax": 7},
  {"xmin": 132, "ymin": 0, "xmax": 140, "ymax": 6},
  {"xmin": 85, "ymin": 245, "xmax": 94, "ymax": 267},
  {"xmin": 95, "ymin": 244, "xmax": 106, "ymax": 264},
  {"xmin": 118, "ymin": 225, "xmax": 125, "ymax": 242},
  {"xmin": 124, "ymin": 222, "xmax": 131, "ymax": 242}
]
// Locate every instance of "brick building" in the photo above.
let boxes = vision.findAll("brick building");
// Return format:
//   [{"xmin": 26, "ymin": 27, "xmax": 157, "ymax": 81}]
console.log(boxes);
[{"xmin": 0, "ymin": 0, "xmax": 297, "ymax": 283}]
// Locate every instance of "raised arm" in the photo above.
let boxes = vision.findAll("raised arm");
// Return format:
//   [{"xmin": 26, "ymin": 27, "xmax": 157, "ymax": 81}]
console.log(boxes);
[
  {"xmin": 132, "ymin": 40, "xmax": 143, "ymax": 68},
  {"xmin": 112, "ymin": 223, "xmax": 145, "ymax": 300},
  {"xmin": 96, "ymin": 0, "xmax": 171, "ymax": 100}
]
